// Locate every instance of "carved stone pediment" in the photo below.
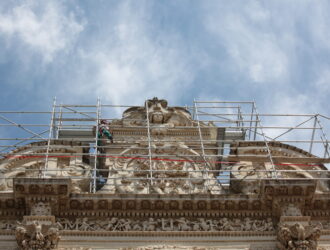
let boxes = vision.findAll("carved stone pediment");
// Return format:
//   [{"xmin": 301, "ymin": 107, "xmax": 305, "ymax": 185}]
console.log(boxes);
[
  {"xmin": 121, "ymin": 97, "xmax": 193, "ymax": 127},
  {"xmin": 15, "ymin": 220, "xmax": 60, "ymax": 250}
]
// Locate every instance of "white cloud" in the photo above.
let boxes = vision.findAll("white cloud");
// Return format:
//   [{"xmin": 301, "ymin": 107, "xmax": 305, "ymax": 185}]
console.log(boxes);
[
  {"xmin": 203, "ymin": 2, "xmax": 289, "ymax": 84},
  {"xmin": 0, "ymin": 0, "xmax": 84, "ymax": 62},
  {"xmin": 307, "ymin": 1, "xmax": 330, "ymax": 51},
  {"xmin": 65, "ymin": 1, "xmax": 194, "ymax": 107},
  {"xmin": 315, "ymin": 69, "xmax": 330, "ymax": 95}
]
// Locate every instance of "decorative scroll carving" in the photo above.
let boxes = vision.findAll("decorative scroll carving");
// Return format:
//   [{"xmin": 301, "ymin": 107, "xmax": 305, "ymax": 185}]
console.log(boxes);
[
  {"xmin": 282, "ymin": 204, "xmax": 302, "ymax": 216},
  {"xmin": 229, "ymin": 141, "xmax": 330, "ymax": 193},
  {"xmin": 15, "ymin": 221, "xmax": 60, "ymax": 250},
  {"xmin": 277, "ymin": 222, "xmax": 322, "ymax": 250},
  {"xmin": 121, "ymin": 97, "xmax": 193, "ymax": 127},
  {"xmin": 31, "ymin": 202, "xmax": 51, "ymax": 216},
  {"xmin": 0, "ymin": 141, "xmax": 91, "ymax": 193},
  {"xmin": 102, "ymin": 142, "xmax": 221, "ymax": 195},
  {"xmin": 56, "ymin": 217, "xmax": 274, "ymax": 232}
]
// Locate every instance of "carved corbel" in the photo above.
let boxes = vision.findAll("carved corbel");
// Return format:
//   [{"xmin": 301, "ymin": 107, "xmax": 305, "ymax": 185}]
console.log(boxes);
[
  {"xmin": 15, "ymin": 220, "xmax": 60, "ymax": 250},
  {"xmin": 277, "ymin": 222, "xmax": 322, "ymax": 250}
]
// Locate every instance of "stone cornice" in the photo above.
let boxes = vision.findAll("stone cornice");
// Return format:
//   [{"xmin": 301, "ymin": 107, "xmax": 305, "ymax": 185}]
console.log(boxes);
[{"xmin": 59, "ymin": 230, "xmax": 277, "ymax": 238}]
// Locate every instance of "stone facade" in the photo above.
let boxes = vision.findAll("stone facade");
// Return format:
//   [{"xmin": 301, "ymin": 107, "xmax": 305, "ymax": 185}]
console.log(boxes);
[{"xmin": 0, "ymin": 98, "xmax": 329, "ymax": 249}]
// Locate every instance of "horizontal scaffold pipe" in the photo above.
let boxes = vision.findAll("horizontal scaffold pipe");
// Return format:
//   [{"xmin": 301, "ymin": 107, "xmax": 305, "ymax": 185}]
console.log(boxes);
[
  {"xmin": 2, "ymin": 153, "xmax": 330, "ymax": 165},
  {"xmin": 2, "ymin": 176, "xmax": 330, "ymax": 181},
  {"xmin": 1, "ymin": 169, "xmax": 329, "ymax": 173}
]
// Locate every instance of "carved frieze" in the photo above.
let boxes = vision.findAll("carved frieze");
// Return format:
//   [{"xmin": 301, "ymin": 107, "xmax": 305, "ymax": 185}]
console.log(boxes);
[
  {"xmin": 0, "ymin": 220, "xmax": 16, "ymax": 230},
  {"xmin": 56, "ymin": 217, "xmax": 274, "ymax": 232}
]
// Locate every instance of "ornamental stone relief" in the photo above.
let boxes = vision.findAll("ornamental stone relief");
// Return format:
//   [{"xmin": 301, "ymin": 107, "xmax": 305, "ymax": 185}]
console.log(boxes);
[
  {"xmin": 229, "ymin": 141, "xmax": 330, "ymax": 193},
  {"xmin": 0, "ymin": 141, "xmax": 91, "ymax": 193},
  {"xmin": 30, "ymin": 202, "xmax": 51, "ymax": 216},
  {"xmin": 15, "ymin": 221, "xmax": 60, "ymax": 250},
  {"xmin": 121, "ymin": 246, "xmax": 220, "ymax": 250},
  {"xmin": 0, "ymin": 220, "xmax": 16, "ymax": 230},
  {"xmin": 56, "ymin": 217, "xmax": 274, "ymax": 232},
  {"xmin": 277, "ymin": 222, "xmax": 322, "ymax": 250},
  {"xmin": 101, "ymin": 142, "xmax": 221, "ymax": 195},
  {"xmin": 119, "ymin": 97, "xmax": 194, "ymax": 127}
]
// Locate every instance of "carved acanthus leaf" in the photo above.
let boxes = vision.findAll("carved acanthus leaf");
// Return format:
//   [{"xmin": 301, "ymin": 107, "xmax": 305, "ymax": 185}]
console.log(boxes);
[
  {"xmin": 277, "ymin": 222, "xmax": 322, "ymax": 250},
  {"xmin": 15, "ymin": 221, "xmax": 60, "ymax": 250}
]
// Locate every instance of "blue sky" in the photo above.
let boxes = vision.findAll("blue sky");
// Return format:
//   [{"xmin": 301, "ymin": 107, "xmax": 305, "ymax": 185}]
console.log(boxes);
[
  {"xmin": 0, "ymin": 0, "xmax": 329, "ymax": 112},
  {"xmin": 1, "ymin": 0, "xmax": 330, "ymax": 156}
]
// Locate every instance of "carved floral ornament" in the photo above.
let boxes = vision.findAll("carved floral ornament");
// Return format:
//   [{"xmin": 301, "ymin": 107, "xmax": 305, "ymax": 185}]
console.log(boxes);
[
  {"xmin": 277, "ymin": 222, "xmax": 322, "ymax": 250},
  {"xmin": 15, "ymin": 221, "xmax": 60, "ymax": 250}
]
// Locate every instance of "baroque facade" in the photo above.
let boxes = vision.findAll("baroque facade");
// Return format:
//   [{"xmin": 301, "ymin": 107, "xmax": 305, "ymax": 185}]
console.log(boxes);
[{"xmin": 0, "ymin": 98, "xmax": 330, "ymax": 249}]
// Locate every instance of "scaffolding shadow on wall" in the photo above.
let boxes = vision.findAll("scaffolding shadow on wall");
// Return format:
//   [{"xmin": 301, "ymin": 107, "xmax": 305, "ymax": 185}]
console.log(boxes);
[{"xmin": 0, "ymin": 98, "xmax": 330, "ymax": 195}]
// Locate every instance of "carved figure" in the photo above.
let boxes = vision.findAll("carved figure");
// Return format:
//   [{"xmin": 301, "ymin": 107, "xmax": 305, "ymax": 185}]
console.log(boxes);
[
  {"xmin": 55, "ymin": 217, "xmax": 274, "ymax": 232},
  {"xmin": 241, "ymin": 218, "xmax": 253, "ymax": 231},
  {"xmin": 176, "ymin": 217, "xmax": 191, "ymax": 231},
  {"xmin": 105, "ymin": 217, "xmax": 118, "ymax": 231},
  {"xmin": 33, "ymin": 221, "xmax": 44, "ymax": 241},
  {"xmin": 79, "ymin": 218, "xmax": 91, "ymax": 231},
  {"xmin": 219, "ymin": 218, "xmax": 234, "ymax": 231},
  {"xmin": 143, "ymin": 218, "xmax": 157, "ymax": 231},
  {"xmin": 117, "ymin": 218, "xmax": 132, "ymax": 231}
]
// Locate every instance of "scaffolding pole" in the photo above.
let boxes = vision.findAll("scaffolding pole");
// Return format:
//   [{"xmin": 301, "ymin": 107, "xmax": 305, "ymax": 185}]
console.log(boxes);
[
  {"xmin": 194, "ymin": 100, "xmax": 213, "ymax": 189},
  {"xmin": 43, "ymin": 97, "xmax": 56, "ymax": 178},
  {"xmin": 92, "ymin": 98, "xmax": 101, "ymax": 193},
  {"xmin": 252, "ymin": 102, "xmax": 278, "ymax": 179},
  {"xmin": 145, "ymin": 100, "xmax": 153, "ymax": 186},
  {"xmin": 1, "ymin": 98, "xmax": 330, "ymax": 195}
]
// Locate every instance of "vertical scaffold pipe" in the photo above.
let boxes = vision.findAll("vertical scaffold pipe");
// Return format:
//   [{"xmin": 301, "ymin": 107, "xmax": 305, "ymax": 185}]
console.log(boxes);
[
  {"xmin": 43, "ymin": 97, "xmax": 57, "ymax": 178},
  {"xmin": 93, "ymin": 98, "xmax": 101, "ymax": 193},
  {"xmin": 145, "ymin": 100, "xmax": 153, "ymax": 186}
]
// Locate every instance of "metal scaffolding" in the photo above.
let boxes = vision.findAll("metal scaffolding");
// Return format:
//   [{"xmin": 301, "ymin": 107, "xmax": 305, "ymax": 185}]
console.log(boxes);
[{"xmin": 0, "ymin": 98, "xmax": 330, "ymax": 194}]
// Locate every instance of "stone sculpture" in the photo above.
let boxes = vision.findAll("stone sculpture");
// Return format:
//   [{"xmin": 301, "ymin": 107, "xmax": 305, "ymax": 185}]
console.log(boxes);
[
  {"xmin": 277, "ymin": 222, "xmax": 322, "ymax": 250},
  {"xmin": 15, "ymin": 221, "xmax": 60, "ymax": 250}
]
